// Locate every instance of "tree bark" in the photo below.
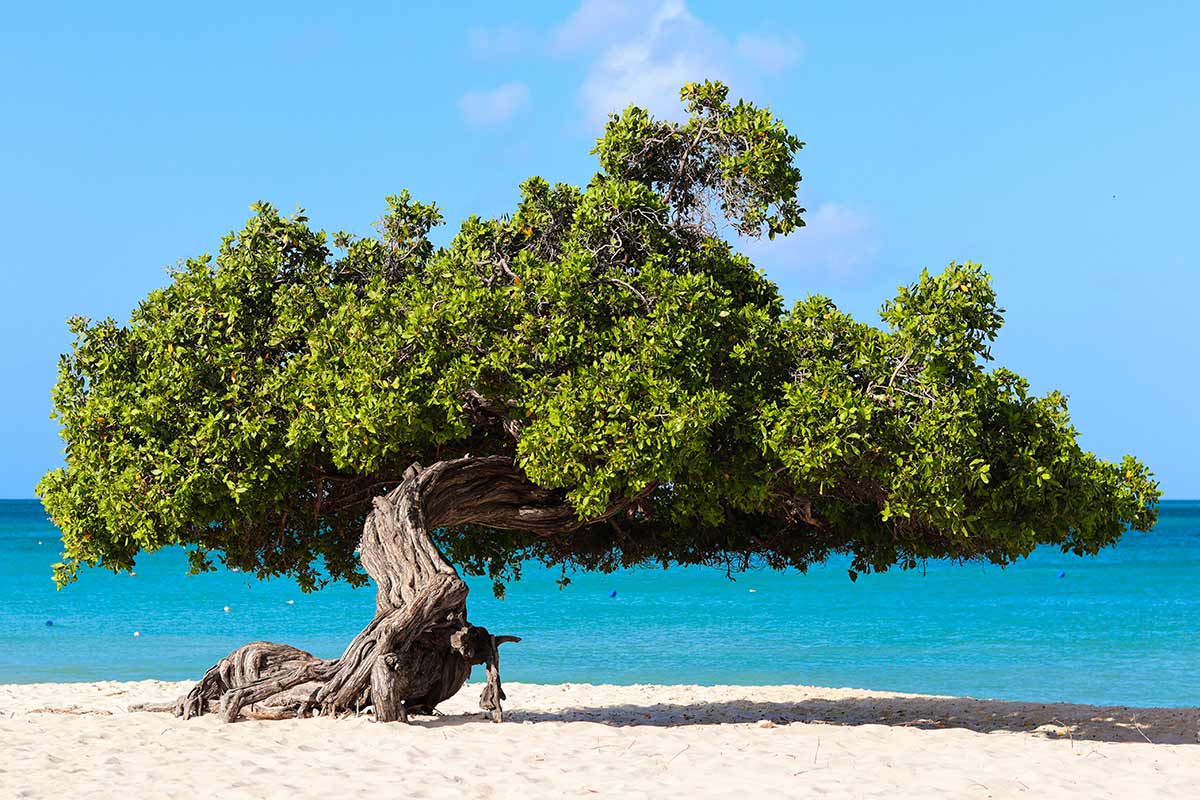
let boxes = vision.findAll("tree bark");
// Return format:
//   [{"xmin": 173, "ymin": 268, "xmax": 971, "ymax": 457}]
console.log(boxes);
[{"xmin": 144, "ymin": 456, "xmax": 558, "ymax": 723}]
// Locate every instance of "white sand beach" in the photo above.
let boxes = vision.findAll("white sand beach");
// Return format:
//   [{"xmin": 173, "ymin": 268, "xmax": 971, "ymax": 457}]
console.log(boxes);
[{"xmin": 1, "ymin": 681, "xmax": 1196, "ymax": 799}]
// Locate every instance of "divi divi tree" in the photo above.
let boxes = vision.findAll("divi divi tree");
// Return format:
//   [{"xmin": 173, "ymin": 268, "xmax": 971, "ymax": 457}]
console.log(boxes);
[{"xmin": 38, "ymin": 82, "xmax": 1158, "ymax": 723}]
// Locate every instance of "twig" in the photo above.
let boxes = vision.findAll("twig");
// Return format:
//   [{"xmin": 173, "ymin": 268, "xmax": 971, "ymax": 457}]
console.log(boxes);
[
  {"xmin": 1051, "ymin": 718, "xmax": 1074, "ymax": 748},
  {"xmin": 666, "ymin": 744, "xmax": 690, "ymax": 764},
  {"xmin": 887, "ymin": 349, "xmax": 912, "ymax": 388},
  {"xmin": 592, "ymin": 277, "xmax": 652, "ymax": 314}
]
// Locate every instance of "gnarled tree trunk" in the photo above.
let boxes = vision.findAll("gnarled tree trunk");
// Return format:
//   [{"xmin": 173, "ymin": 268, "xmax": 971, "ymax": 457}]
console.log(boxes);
[{"xmin": 137, "ymin": 456, "xmax": 576, "ymax": 723}]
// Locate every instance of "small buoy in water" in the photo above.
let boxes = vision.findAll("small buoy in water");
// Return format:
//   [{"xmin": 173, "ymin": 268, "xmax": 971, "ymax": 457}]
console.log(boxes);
[
  {"xmin": 133, "ymin": 631, "xmax": 141, "ymax": 637},
  {"xmin": 37, "ymin": 541, "xmax": 42, "ymax": 545},
  {"xmin": 45, "ymin": 619, "xmax": 54, "ymax": 627},
  {"xmin": 1058, "ymin": 571, "xmax": 1066, "ymax": 579},
  {"xmin": 286, "ymin": 600, "xmax": 295, "ymax": 605},
  {"xmin": 609, "ymin": 589, "xmax": 617, "ymax": 598},
  {"xmin": 748, "ymin": 589, "xmax": 757, "ymax": 593},
  {"xmin": 223, "ymin": 605, "xmax": 231, "ymax": 612}
]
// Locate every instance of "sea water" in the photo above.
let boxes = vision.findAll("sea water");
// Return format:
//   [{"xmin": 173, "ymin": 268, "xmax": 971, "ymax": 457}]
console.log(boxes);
[{"xmin": 0, "ymin": 499, "xmax": 1196, "ymax": 707}]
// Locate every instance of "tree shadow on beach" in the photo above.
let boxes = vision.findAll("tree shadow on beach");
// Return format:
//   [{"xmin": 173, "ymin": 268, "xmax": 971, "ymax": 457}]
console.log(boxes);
[{"xmin": 423, "ymin": 695, "xmax": 1200, "ymax": 744}]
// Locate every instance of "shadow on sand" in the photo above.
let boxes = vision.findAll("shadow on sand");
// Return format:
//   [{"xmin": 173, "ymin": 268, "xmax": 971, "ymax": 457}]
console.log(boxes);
[{"xmin": 422, "ymin": 695, "xmax": 1200, "ymax": 744}]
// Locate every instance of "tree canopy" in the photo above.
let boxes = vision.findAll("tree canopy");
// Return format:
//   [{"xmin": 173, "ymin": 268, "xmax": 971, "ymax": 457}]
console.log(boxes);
[{"xmin": 38, "ymin": 81, "xmax": 1159, "ymax": 595}]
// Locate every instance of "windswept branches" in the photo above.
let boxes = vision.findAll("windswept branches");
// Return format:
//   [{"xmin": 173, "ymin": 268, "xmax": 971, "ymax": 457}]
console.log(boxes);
[{"xmin": 39, "ymin": 81, "xmax": 1157, "ymax": 602}]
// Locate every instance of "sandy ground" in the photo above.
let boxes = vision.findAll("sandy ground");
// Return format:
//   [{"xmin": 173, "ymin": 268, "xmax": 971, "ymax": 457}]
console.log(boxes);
[{"xmin": 0, "ymin": 680, "xmax": 1196, "ymax": 799}]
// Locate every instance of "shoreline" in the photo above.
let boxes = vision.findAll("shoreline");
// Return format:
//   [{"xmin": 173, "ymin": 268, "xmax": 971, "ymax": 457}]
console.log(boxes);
[{"xmin": 2, "ymin": 680, "xmax": 1196, "ymax": 799}]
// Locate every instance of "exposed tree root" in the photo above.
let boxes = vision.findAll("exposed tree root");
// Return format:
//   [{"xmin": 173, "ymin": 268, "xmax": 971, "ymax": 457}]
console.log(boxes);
[{"xmin": 139, "ymin": 457, "xmax": 545, "ymax": 723}]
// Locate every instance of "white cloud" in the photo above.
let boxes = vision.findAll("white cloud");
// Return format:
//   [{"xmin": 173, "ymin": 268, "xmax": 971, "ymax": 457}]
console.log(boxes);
[
  {"xmin": 738, "ymin": 202, "xmax": 878, "ymax": 281},
  {"xmin": 735, "ymin": 33, "xmax": 803, "ymax": 74},
  {"xmin": 551, "ymin": 0, "xmax": 642, "ymax": 54},
  {"xmin": 468, "ymin": 25, "xmax": 533, "ymax": 59},
  {"xmin": 574, "ymin": 0, "xmax": 737, "ymax": 126},
  {"xmin": 458, "ymin": 83, "xmax": 531, "ymax": 127},
  {"xmin": 467, "ymin": 3, "xmax": 806, "ymax": 129}
]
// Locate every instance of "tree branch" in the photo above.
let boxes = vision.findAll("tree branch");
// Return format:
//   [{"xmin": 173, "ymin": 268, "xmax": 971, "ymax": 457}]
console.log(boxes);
[{"xmin": 461, "ymin": 390, "xmax": 524, "ymax": 441}]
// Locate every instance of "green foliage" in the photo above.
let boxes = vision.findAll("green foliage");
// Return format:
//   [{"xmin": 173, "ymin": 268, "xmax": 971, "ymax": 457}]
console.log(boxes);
[
  {"xmin": 38, "ymin": 83, "xmax": 1159, "ymax": 591},
  {"xmin": 594, "ymin": 80, "xmax": 805, "ymax": 239},
  {"xmin": 762, "ymin": 263, "xmax": 1157, "ymax": 578}
]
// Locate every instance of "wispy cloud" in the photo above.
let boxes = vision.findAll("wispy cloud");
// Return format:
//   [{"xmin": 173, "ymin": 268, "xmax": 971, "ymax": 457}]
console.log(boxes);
[
  {"xmin": 458, "ymin": 83, "xmax": 531, "ymax": 127},
  {"xmin": 739, "ymin": 202, "xmax": 879, "ymax": 281},
  {"xmin": 574, "ymin": 0, "xmax": 733, "ymax": 126},
  {"xmin": 468, "ymin": 25, "xmax": 533, "ymax": 59},
  {"xmin": 466, "ymin": 2, "xmax": 805, "ymax": 128},
  {"xmin": 551, "ymin": 0, "xmax": 642, "ymax": 54},
  {"xmin": 553, "ymin": 0, "xmax": 803, "ymax": 127}
]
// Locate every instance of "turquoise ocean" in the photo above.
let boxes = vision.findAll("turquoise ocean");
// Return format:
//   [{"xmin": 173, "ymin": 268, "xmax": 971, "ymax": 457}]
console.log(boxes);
[{"xmin": 1, "ymin": 499, "xmax": 1196, "ymax": 707}]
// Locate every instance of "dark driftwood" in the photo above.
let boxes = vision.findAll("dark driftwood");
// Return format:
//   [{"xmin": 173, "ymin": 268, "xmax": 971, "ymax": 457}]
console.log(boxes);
[{"xmin": 140, "ymin": 457, "xmax": 553, "ymax": 723}]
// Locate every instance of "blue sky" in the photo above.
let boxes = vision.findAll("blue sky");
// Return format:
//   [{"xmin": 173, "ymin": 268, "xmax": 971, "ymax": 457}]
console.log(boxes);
[{"xmin": 2, "ymin": 0, "xmax": 1197, "ymax": 498}]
